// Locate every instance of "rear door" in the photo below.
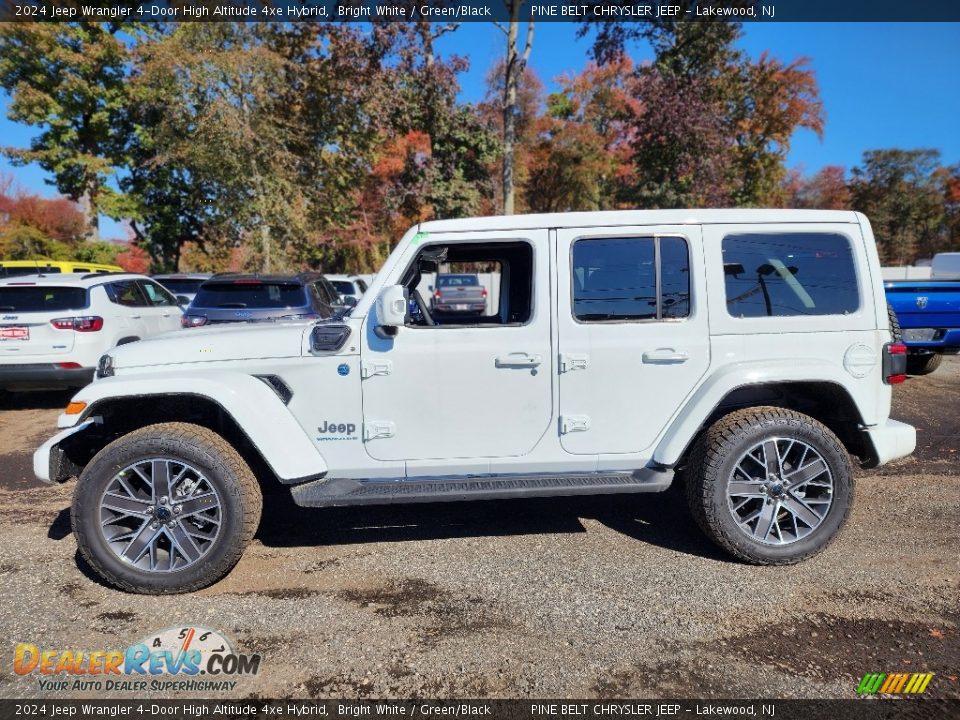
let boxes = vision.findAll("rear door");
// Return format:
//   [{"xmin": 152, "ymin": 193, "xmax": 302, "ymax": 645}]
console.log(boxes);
[
  {"xmin": 555, "ymin": 226, "xmax": 710, "ymax": 455},
  {"xmin": 0, "ymin": 284, "xmax": 87, "ymax": 357},
  {"xmin": 138, "ymin": 280, "xmax": 183, "ymax": 334}
]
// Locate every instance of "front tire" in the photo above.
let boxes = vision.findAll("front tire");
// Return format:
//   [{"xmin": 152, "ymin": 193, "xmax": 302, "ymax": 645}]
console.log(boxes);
[
  {"xmin": 72, "ymin": 422, "xmax": 262, "ymax": 594},
  {"xmin": 685, "ymin": 407, "xmax": 853, "ymax": 565}
]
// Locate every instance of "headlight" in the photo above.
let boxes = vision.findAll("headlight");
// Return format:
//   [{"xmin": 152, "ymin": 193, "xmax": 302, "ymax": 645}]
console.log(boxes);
[{"xmin": 96, "ymin": 354, "xmax": 114, "ymax": 379}]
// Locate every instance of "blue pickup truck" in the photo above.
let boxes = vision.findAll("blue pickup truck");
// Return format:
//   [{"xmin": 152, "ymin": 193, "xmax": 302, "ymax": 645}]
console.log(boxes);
[{"xmin": 885, "ymin": 261, "xmax": 960, "ymax": 375}]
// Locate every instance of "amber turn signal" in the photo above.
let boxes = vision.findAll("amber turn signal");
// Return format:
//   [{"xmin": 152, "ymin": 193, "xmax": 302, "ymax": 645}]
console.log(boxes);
[{"xmin": 64, "ymin": 402, "xmax": 87, "ymax": 415}]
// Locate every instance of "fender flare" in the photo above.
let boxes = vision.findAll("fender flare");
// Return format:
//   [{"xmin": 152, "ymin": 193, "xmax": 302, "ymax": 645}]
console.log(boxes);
[
  {"xmin": 59, "ymin": 371, "xmax": 327, "ymax": 483},
  {"xmin": 653, "ymin": 358, "xmax": 864, "ymax": 466}
]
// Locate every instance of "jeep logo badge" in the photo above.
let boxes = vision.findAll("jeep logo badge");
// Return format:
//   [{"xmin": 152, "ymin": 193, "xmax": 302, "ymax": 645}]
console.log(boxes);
[{"xmin": 916, "ymin": 296, "xmax": 928, "ymax": 309}]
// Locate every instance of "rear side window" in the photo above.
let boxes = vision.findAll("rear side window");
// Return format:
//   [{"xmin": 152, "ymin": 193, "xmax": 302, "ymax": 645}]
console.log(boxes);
[
  {"xmin": 0, "ymin": 286, "xmax": 87, "ymax": 312},
  {"xmin": 193, "ymin": 282, "xmax": 307, "ymax": 309},
  {"xmin": 572, "ymin": 236, "xmax": 690, "ymax": 322},
  {"xmin": 722, "ymin": 233, "xmax": 859, "ymax": 318},
  {"xmin": 330, "ymin": 280, "xmax": 355, "ymax": 295},
  {"xmin": 106, "ymin": 280, "xmax": 147, "ymax": 307}
]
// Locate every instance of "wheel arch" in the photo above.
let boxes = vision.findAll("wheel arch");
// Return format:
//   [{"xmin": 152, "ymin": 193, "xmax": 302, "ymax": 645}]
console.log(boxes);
[
  {"xmin": 50, "ymin": 375, "xmax": 326, "ymax": 485},
  {"xmin": 656, "ymin": 380, "xmax": 870, "ymax": 470}
]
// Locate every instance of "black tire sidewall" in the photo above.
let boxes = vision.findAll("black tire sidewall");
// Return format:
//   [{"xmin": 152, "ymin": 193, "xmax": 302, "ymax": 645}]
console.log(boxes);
[
  {"xmin": 73, "ymin": 431, "xmax": 249, "ymax": 593},
  {"xmin": 705, "ymin": 417, "xmax": 853, "ymax": 563}
]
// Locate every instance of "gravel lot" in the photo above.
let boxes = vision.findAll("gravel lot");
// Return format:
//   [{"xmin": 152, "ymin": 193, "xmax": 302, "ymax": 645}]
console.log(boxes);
[{"xmin": 0, "ymin": 359, "xmax": 957, "ymax": 700}]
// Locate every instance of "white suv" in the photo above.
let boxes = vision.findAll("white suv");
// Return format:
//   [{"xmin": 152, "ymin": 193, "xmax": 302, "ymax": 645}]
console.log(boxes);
[
  {"xmin": 33, "ymin": 210, "xmax": 916, "ymax": 593},
  {"xmin": 1, "ymin": 273, "xmax": 183, "ymax": 391}
]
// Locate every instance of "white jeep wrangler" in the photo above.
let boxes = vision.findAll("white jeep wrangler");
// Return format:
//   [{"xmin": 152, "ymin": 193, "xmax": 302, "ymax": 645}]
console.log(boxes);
[{"xmin": 33, "ymin": 210, "xmax": 916, "ymax": 594}]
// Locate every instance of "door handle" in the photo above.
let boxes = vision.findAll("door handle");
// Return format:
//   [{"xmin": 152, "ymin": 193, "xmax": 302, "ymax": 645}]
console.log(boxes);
[
  {"xmin": 642, "ymin": 348, "xmax": 689, "ymax": 364},
  {"xmin": 130, "ymin": 315, "xmax": 142, "ymax": 319},
  {"xmin": 495, "ymin": 352, "xmax": 542, "ymax": 368}
]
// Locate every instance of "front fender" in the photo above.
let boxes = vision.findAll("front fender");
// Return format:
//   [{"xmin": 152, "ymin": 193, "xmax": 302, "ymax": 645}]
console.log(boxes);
[
  {"xmin": 56, "ymin": 371, "xmax": 327, "ymax": 483},
  {"xmin": 653, "ymin": 358, "xmax": 875, "ymax": 466}
]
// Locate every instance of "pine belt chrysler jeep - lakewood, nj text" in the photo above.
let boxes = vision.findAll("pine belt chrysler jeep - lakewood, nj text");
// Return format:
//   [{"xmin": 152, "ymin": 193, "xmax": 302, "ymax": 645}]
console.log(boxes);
[{"xmin": 32, "ymin": 210, "xmax": 916, "ymax": 594}]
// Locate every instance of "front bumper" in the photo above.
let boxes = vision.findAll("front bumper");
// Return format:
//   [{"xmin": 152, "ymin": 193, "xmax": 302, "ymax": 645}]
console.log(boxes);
[
  {"xmin": 33, "ymin": 420, "xmax": 95, "ymax": 484},
  {"xmin": 0, "ymin": 363, "xmax": 94, "ymax": 390},
  {"xmin": 863, "ymin": 419, "xmax": 917, "ymax": 467}
]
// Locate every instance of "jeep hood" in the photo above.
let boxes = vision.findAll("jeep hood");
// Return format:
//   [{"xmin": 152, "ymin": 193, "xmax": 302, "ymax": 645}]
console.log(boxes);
[{"xmin": 107, "ymin": 323, "xmax": 311, "ymax": 370}]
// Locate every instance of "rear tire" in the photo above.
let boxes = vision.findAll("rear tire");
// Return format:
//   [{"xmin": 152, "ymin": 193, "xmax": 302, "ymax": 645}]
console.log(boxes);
[
  {"xmin": 685, "ymin": 407, "xmax": 853, "ymax": 565},
  {"xmin": 906, "ymin": 352, "xmax": 942, "ymax": 376},
  {"xmin": 72, "ymin": 422, "xmax": 262, "ymax": 594}
]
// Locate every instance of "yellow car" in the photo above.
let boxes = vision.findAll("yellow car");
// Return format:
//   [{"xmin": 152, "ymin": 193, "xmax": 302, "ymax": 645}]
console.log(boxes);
[{"xmin": 0, "ymin": 260, "xmax": 124, "ymax": 278}]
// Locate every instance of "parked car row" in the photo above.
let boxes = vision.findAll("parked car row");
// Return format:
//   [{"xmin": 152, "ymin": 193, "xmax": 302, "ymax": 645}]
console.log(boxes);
[
  {"xmin": 0, "ymin": 266, "xmax": 374, "ymax": 393},
  {"xmin": 885, "ymin": 252, "xmax": 960, "ymax": 376}
]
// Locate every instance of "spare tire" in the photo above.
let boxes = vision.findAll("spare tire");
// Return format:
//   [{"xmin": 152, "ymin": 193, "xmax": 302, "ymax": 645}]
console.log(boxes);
[{"xmin": 887, "ymin": 303, "xmax": 902, "ymax": 342}]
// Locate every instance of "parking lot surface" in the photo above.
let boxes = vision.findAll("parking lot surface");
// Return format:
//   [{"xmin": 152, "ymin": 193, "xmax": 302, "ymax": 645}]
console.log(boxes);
[{"xmin": 0, "ymin": 360, "xmax": 957, "ymax": 699}]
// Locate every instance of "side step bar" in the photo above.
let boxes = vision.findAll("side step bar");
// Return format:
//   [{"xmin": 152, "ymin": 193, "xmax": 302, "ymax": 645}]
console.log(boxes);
[{"xmin": 290, "ymin": 469, "xmax": 673, "ymax": 508}]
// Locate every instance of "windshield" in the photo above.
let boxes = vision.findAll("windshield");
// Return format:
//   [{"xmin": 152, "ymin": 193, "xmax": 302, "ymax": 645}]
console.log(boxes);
[
  {"xmin": 0, "ymin": 286, "xmax": 87, "ymax": 312},
  {"xmin": 157, "ymin": 278, "xmax": 206, "ymax": 294},
  {"xmin": 192, "ymin": 282, "xmax": 307, "ymax": 309},
  {"xmin": 438, "ymin": 275, "xmax": 479, "ymax": 287}
]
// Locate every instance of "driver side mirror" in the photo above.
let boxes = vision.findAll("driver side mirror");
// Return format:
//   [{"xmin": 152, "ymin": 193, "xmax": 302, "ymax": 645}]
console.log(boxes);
[
  {"xmin": 176, "ymin": 295, "xmax": 191, "ymax": 307},
  {"xmin": 376, "ymin": 285, "xmax": 407, "ymax": 337}
]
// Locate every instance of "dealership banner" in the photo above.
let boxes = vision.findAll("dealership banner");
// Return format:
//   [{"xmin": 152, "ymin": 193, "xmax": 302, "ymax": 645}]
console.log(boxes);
[
  {"xmin": 2, "ymin": 699, "xmax": 960, "ymax": 719},
  {"xmin": 4, "ymin": 0, "xmax": 960, "ymax": 23}
]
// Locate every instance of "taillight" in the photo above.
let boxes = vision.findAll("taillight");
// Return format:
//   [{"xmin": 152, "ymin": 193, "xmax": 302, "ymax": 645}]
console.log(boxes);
[
  {"xmin": 434, "ymin": 289, "xmax": 441, "ymax": 299},
  {"xmin": 181, "ymin": 315, "xmax": 208, "ymax": 328},
  {"xmin": 50, "ymin": 316, "xmax": 103, "ymax": 332},
  {"xmin": 481, "ymin": 288, "xmax": 488, "ymax": 299},
  {"xmin": 57, "ymin": 362, "xmax": 82, "ymax": 369},
  {"xmin": 883, "ymin": 342, "xmax": 908, "ymax": 384}
]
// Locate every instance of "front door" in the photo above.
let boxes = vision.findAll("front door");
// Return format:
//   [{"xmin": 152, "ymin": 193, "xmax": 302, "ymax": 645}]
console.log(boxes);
[
  {"xmin": 556, "ymin": 226, "xmax": 710, "ymax": 455},
  {"xmin": 360, "ymin": 230, "xmax": 552, "ymax": 462}
]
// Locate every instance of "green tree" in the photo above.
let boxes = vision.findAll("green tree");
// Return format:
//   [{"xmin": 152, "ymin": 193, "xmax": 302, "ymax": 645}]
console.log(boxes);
[
  {"xmin": 0, "ymin": 21, "xmax": 146, "ymax": 241},
  {"xmin": 851, "ymin": 149, "xmax": 948, "ymax": 264}
]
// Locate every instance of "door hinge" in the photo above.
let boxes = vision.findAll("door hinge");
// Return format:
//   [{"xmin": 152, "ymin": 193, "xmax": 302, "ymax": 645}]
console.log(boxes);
[
  {"xmin": 363, "ymin": 421, "xmax": 396, "ymax": 441},
  {"xmin": 361, "ymin": 360, "xmax": 393, "ymax": 378},
  {"xmin": 560, "ymin": 415, "xmax": 591, "ymax": 434},
  {"xmin": 559, "ymin": 353, "xmax": 589, "ymax": 373}
]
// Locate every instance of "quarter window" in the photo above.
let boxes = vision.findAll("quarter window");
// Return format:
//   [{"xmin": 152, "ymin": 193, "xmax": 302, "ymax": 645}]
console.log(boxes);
[
  {"xmin": 572, "ymin": 236, "xmax": 690, "ymax": 322},
  {"xmin": 722, "ymin": 233, "xmax": 859, "ymax": 318},
  {"xmin": 139, "ymin": 281, "xmax": 177, "ymax": 307}
]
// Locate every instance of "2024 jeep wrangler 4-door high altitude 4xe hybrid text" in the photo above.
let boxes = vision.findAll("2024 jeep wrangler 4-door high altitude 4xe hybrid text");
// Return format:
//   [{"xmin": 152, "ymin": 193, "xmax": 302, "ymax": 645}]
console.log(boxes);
[{"xmin": 32, "ymin": 210, "xmax": 916, "ymax": 594}]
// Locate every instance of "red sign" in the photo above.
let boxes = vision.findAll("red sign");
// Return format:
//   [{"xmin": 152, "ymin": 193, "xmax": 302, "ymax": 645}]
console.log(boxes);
[{"xmin": 0, "ymin": 327, "xmax": 29, "ymax": 341}]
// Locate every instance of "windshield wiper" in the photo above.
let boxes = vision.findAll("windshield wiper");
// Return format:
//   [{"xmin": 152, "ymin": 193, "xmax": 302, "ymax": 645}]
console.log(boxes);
[{"xmin": 216, "ymin": 303, "xmax": 248, "ymax": 308}]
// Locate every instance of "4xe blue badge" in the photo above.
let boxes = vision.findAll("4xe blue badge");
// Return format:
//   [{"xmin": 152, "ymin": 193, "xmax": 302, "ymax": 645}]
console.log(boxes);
[{"xmin": 337, "ymin": 363, "xmax": 350, "ymax": 376}]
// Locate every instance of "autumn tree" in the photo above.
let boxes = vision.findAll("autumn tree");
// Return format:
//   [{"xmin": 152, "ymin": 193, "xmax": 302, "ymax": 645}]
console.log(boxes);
[
  {"xmin": 786, "ymin": 165, "xmax": 852, "ymax": 209},
  {"xmin": 526, "ymin": 58, "xmax": 639, "ymax": 212},
  {"xmin": 0, "ymin": 21, "xmax": 147, "ymax": 241},
  {"xmin": 581, "ymin": 11, "xmax": 823, "ymax": 209}
]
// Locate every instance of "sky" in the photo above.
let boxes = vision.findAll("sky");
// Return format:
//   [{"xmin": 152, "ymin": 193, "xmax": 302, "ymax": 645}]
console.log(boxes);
[{"xmin": 2, "ymin": 21, "xmax": 959, "ymax": 240}]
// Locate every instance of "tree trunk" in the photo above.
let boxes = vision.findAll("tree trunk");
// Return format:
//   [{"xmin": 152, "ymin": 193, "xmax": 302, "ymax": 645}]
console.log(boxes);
[
  {"xmin": 78, "ymin": 189, "xmax": 100, "ymax": 243},
  {"xmin": 500, "ymin": 9, "xmax": 533, "ymax": 216}
]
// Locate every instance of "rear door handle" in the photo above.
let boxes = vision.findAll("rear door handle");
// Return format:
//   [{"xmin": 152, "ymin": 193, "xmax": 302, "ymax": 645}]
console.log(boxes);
[
  {"xmin": 495, "ymin": 352, "xmax": 543, "ymax": 368},
  {"xmin": 642, "ymin": 348, "xmax": 689, "ymax": 364}
]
